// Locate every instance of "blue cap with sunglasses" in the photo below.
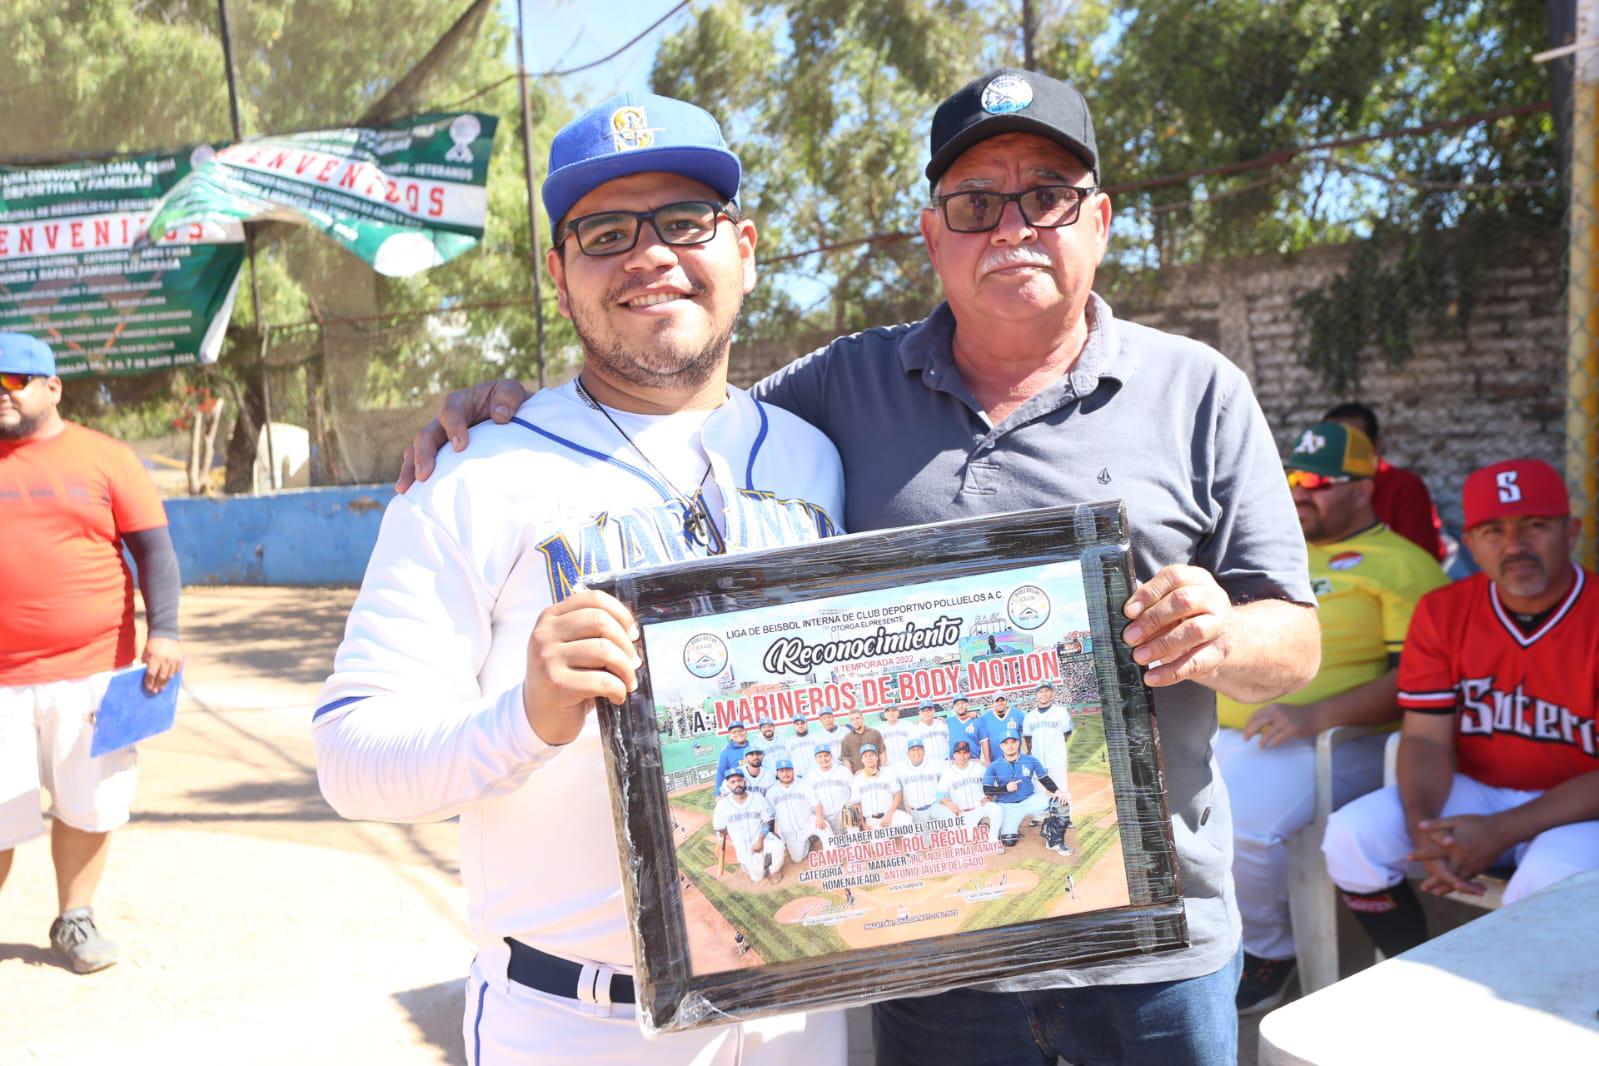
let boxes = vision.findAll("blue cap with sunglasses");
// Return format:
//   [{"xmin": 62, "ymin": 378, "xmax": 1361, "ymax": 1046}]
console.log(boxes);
[
  {"xmin": 0, "ymin": 332, "xmax": 55, "ymax": 376},
  {"xmin": 543, "ymin": 93, "xmax": 741, "ymax": 229}
]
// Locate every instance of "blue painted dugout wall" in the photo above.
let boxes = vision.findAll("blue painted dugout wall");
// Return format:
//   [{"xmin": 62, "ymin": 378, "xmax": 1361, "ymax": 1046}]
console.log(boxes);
[{"xmin": 164, "ymin": 486, "xmax": 395, "ymax": 586}]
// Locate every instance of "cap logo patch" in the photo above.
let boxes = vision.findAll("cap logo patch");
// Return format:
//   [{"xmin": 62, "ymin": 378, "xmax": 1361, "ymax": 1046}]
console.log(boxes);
[
  {"xmin": 610, "ymin": 106, "xmax": 659, "ymax": 151},
  {"xmin": 1294, "ymin": 429, "xmax": 1327, "ymax": 455},
  {"xmin": 981, "ymin": 74, "xmax": 1034, "ymax": 115},
  {"xmin": 1496, "ymin": 470, "xmax": 1522, "ymax": 503}
]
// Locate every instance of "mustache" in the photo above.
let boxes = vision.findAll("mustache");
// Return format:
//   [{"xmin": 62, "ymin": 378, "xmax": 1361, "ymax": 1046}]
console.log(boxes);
[
  {"xmin": 1501, "ymin": 553, "xmax": 1543, "ymax": 570},
  {"xmin": 979, "ymin": 246, "xmax": 1054, "ymax": 274},
  {"xmin": 609, "ymin": 275, "xmax": 706, "ymax": 304}
]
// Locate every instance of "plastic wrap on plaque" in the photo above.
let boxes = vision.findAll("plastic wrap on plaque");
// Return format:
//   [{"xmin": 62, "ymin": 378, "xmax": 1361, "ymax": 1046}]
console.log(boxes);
[{"xmin": 587, "ymin": 501, "xmax": 1185, "ymax": 1034}]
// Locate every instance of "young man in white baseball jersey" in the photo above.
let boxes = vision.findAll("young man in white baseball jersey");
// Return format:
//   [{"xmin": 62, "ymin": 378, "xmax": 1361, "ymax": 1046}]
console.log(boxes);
[
  {"xmin": 911, "ymin": 701, "xmax": 951, "ymax": 767},
  {"xmin": 750, "ymin": 719, "xmax": 788, "ymax": 766},
  {"xmin": 786, "ymin": 714, "xmax": 820, "ymax": 779},
  {"xmin": 741, "ymin": 746, "xmax": 775, "ymax": 799},
  {"xmin": 714, "ymin": 768, "xmax": 784, "ymax": 884},
  {"xmin": 808, "ymin": 745, "xmax": 854, "ymax": 836},
  {"xmin": 897, "ymin": 740, "xmax": 947, "ymax": 842},
  {"xmin": 938, "ymin": 741, "xmax": 1002, "ymax": 841},
  {"xmin": 1024, "ymin": 683, "xmax": 1074, "ymax": 813},
  {"xmin": 877, "ymin": 704, "xmax": 913, "ymax": 767},
  {"xmin": 851, "ymin": 744, "xmax": 912, "ymax": 831},
  {"xmin": 766, "ymin": 758, "xmax": 832, "ymax": 862},
  {"xmin": 312, "ymin": 93, "xmax": 845, "ymax": 1064}
]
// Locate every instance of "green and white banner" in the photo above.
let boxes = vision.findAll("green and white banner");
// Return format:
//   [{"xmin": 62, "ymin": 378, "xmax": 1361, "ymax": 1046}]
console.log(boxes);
[
  {"xmin": 146, "ymin": 112, "xmax": 498, "ymax": 277},
  {"xmin": 0, "ymin": 150, "xmax": 244, "ymax": 377}
]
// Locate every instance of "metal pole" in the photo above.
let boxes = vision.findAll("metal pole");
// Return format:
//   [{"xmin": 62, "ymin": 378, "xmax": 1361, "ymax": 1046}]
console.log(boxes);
[
  {"xmin": 515, "ymin": 0, "xmax": 548, "ymax": 388},
  {"xmin": 1022, "ymin": 0, "xmax": 1037, "ymax": 70},
  {"xmin": 1567, "ymin": 0, "xmax": 1599, "ymax": 567},
  {"xmin": 216, "ymin": 0, "xmax": 277, "ymax": 486}
]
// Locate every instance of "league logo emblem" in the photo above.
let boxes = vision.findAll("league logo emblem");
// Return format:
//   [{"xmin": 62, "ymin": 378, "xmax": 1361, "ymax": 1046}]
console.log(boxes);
[
  {"xmin": 684, "ymin": 633, "xmax": 729, "ymax": 678},
  {"xmin": 446, "ymin": 114, "xmax": 481, "ymax": 163},
  {"xmin": 981, "ymin": 73, "xmax": 1034, "ymax": 115},
  {"xmin": 1006, "ymin": 584, "xmax": 1051, "ymax": 631},
  {"xmin": 611, "ymin": 106, "xmax": 659, "ymax": 151},
  {"xmin": 1327, "ymin": 551, "xmax": 1364, "ymax": 571}
]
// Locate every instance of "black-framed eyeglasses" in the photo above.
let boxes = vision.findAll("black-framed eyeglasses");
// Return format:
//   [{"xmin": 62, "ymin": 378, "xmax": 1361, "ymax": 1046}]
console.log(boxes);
[
  {"xmin": 0, "ymin": 371, "xmax": 43, "ymax": 392},
  {"xmin": 932, "ymin": 184, "xmax": 1099, "ymax": 233},
  {"xmin": 557, "ymin": 200, "xmax": 736, "ymax": 257}
]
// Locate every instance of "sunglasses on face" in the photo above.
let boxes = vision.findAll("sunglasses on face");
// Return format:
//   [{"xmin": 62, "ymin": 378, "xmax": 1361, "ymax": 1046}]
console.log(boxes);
[
  {"xmin": 1287, "ymin": 469, "xmax": 1356, "ymax": 491},
  {"xmin": 0, "ymin": 372, "xmax": 43, "ymax": 392},
  {"xmin": 932, "ymin": 184, "xmax": 1098, "ymax": 233},
  {"xmin": 557, "ymin": 200, "xmax": 735, "ymax": 257}
]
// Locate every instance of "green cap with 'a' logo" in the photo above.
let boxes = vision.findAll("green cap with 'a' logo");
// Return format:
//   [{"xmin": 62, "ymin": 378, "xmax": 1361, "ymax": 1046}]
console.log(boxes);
[{"xmin": 1284, "ymin": 421, "xmax": 1378, "ymax": 479}]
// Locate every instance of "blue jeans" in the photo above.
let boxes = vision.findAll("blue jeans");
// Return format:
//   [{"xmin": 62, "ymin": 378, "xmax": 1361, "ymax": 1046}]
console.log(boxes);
[{"xmin": 871, "ymin": 949, "xmax": 1243, "ymax": 1066}]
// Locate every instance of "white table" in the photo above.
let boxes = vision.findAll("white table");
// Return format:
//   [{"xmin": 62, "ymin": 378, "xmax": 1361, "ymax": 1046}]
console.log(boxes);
[{"xmin": 1258, "ymin": 869, "xmax": 1599, "ymax": 1065}]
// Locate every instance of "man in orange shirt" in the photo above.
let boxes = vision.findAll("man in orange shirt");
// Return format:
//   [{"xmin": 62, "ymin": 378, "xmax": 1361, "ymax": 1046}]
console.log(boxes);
[{"xmin": 0, "ymin": 332, "xmax": 183, "ymax": 974}]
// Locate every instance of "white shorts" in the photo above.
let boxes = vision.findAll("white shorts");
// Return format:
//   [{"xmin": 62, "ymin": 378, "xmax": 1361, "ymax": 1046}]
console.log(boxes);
[
  {"xmin": 463, "ymin": 959, "xmax": 847, "ymax": 1065},
  {"xmin": 0, "ymin": 670, "xmax": 139, "ymax": 849}
]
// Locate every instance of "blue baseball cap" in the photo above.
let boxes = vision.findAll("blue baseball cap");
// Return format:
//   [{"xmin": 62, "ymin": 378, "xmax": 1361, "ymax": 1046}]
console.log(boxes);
[
  {"xmin": 793, "ymin": 714, "xmax": 808, "ymax": 725},
  {"xmin": 0, "ymin": 333, "xmax": 55, "ymax": 376},
  {"xmin": 729, "ymin": 721, "xmax": 749, "ymax": 731},
  {"xmin": 907, "ymin": 739, "xmax": 924, "ymax": 750},
  {"xmin": 543, "ymin": 93, "xmax": 741, "ymax": 228},
  {"xmin": 775, "ymin": 759, "xmax": 794, "ymax": 771},
  {"xmin": 859, "ymin": 743, "xmax": 878, "ymax": 754},
  {"xmin": 724, "ymin": 767, "xmax": 745, "ymax": 779}
]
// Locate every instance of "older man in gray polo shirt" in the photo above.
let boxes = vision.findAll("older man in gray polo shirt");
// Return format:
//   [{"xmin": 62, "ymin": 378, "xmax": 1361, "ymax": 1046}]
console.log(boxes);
[{"xmin": 403, "ymin": 68, "xmax": 1317, "ymax": 1066}]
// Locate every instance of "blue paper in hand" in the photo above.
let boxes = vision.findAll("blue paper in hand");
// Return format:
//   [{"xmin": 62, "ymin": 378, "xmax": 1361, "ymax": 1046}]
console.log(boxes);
[{"xmin": 91, "ymin": 665, "xmax": 182, "ymax": 757}]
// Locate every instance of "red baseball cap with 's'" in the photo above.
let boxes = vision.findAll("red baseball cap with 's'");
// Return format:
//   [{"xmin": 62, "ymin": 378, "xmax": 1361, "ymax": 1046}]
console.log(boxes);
[{"xmin": 1462, "ymin": 458, "xmax": 1570, "ymax": 529}]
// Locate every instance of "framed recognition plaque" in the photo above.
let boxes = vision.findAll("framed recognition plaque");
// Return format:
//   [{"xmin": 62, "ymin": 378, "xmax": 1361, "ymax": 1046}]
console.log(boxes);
[{"xmin": 588, "ymin": 501, "xmax": 1185, "ymax": 1034}]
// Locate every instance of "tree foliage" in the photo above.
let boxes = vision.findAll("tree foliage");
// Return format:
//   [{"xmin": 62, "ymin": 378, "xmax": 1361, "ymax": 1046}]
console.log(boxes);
[
  {"xmin": 1, "ymin": 0, "xmax": 576, "ymax": 476},
  {"xmin": 651, "ymin": 0, "xmax": 1558, "ymax": 389}
]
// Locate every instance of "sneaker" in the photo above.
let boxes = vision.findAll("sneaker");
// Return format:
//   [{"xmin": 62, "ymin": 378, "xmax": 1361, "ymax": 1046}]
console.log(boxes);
[
  {"xmin": 49, "ymin": 908, "xmax": 118, "ymax": 974},
  {"xmin": 1235, "ymin": 952, "xmax": 1296, "ymax": 1015}
]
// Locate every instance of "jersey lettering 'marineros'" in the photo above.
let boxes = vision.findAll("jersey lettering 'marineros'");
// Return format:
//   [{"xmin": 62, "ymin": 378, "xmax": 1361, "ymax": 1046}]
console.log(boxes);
[{"xmin": 312, "ymin": 381, "xmax": 843, "ymax": 988}]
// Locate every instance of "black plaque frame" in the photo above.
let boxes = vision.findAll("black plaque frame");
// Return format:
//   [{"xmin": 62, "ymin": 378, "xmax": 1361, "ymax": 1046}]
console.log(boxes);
[{"xmin": 589, "ymin": 501, "xmax": 1185, "ymax": 1034}]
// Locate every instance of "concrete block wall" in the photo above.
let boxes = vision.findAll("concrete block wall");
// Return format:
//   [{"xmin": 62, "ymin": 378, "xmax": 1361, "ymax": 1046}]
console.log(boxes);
[{"xmin": 1114, "ymin": 240, "xmax": 1565, "ymax": 533}]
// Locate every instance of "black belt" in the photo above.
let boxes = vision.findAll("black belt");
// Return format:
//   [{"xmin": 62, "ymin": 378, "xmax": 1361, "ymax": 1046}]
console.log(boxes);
[{"xmin": 505, "ymin": 939, "xmax": 635, "ymax": 1005}]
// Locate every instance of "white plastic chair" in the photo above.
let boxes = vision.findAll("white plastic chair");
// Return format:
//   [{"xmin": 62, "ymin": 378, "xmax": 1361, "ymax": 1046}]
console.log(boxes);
[{"xmin": 1286, "ymin": 725, "xmax": 1389, "ymax": 994}]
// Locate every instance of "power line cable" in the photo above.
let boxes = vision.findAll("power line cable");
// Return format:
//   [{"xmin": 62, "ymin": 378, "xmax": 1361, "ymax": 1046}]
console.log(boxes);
[{"xmin": 534, "ymin": 0, "xmax": 690, "ymax": 77}]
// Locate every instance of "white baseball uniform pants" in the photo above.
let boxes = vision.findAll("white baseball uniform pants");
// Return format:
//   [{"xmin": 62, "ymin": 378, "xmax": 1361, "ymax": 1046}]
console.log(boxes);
[
  {"xmin": 782, "ymin": 824, "xmax": 833, "ymax": 863},
  {"xmin": 956, "ymin": 803, "xmax": 1002, "ymax": 841},
  {"xmin": 0, "ymin": 670, "xmax": 139, "ymax": 850},
  {"xmin": 1322, "ymin": 773, "xmax": 1599, "ymax": 905},
  {"xmin": 1213, "ymin": 726, "xmax": 1387, "ymax": 960},
  {"xmin": 463, "ymin": 959, "xmax": 847, "ymax": 1065},
  {"xmin": 862, "ymin": 811, "xmax": 912, "ymax": 831},
  {"xmin": 734, "ymin": 836, "xmax": 784, "ymax": 882}
]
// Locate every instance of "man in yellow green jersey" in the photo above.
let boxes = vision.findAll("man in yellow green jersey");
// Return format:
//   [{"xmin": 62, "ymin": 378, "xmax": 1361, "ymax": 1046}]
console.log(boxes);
[{"xmin": 1218, "ymin": 421, "xmax": 1447, "ymax": 1013}]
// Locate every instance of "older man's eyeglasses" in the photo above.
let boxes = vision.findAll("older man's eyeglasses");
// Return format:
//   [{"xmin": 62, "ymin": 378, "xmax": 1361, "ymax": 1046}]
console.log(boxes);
[
  {"xmin": 557, "ymin": 200, "xmax": 735, "ymax": 257},
  {"xmin": 1287, "ymin": 470, "xmax": 1355, "ymax": 492},
  {"xmin": 0, "ymin": 372, "xmax": 43, "ymax": 392},
  {"xmin": 932, "ymin": 184, "xmax": 1098, "ymax": 233}
]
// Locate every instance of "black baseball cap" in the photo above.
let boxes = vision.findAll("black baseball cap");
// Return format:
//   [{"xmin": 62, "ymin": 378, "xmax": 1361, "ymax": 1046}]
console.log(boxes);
[{"xmin": 926, "ymin": 69, "xmax": 1099, "ymax": 189}]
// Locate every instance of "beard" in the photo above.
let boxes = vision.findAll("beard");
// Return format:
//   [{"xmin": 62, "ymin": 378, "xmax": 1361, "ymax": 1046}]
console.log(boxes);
[
  {"xmin": 568, "ymin": 281, "xmax": 738, "ymax": 392},
  {"xmin": 0, "ymin": 408, "xmax": 43, "ymax": 440}
]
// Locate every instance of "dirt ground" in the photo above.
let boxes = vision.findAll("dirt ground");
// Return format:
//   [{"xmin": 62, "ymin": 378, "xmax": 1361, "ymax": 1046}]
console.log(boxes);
[{"xmin": 0, "ymin": 587, "xmax": 469, "ymax": 1065}]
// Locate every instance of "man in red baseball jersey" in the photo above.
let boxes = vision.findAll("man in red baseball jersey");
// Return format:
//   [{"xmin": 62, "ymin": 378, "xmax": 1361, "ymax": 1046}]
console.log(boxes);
[
  {"xmin": 0, "ymin": 332, "xmax": 184, "ymax": 974},
  {"xmin": 1321, "ymin": 457, "xmax": 1599, "ymax": 956}
]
